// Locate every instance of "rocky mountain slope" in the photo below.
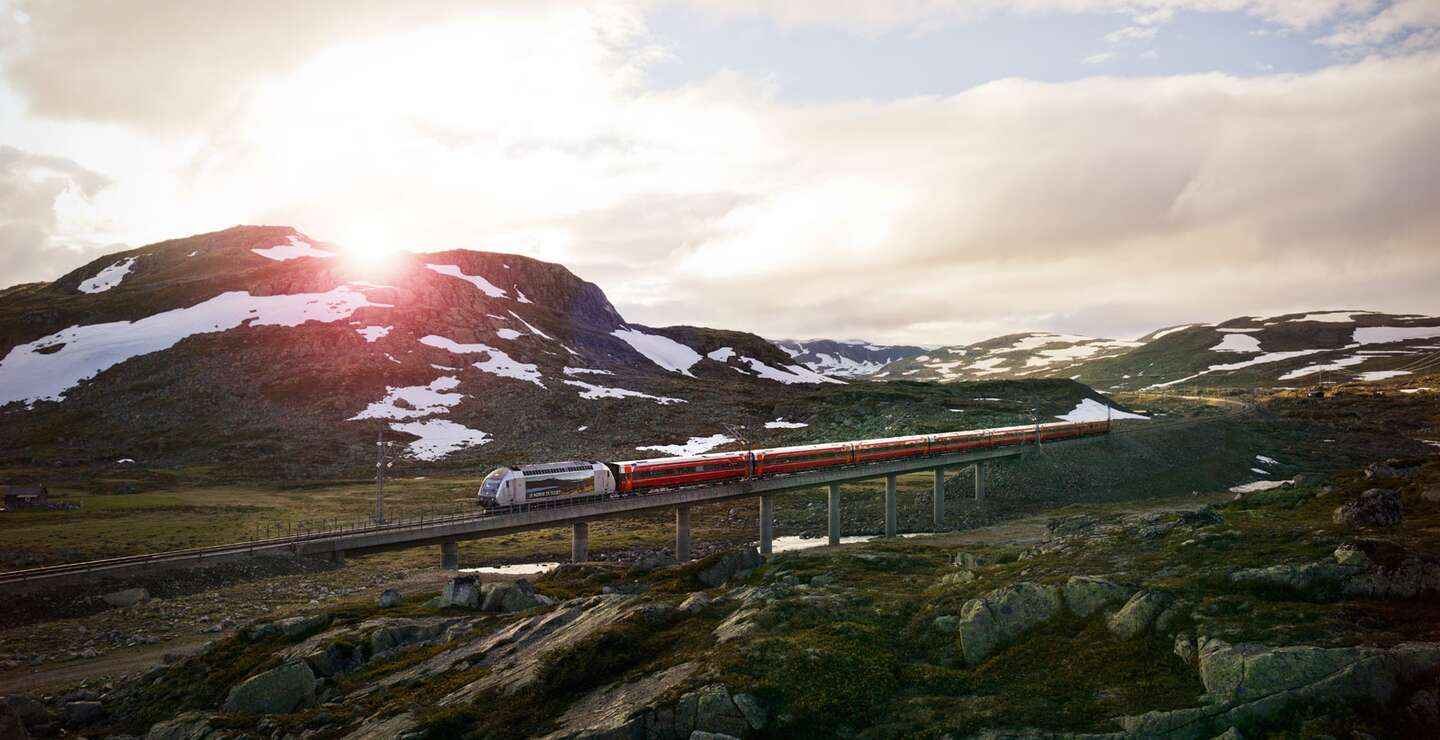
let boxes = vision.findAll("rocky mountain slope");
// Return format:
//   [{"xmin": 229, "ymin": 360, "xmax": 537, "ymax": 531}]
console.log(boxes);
[
  {"xmin": 0, "ymin": 226, "xmax": 1116, "ymax": 479},
  {"xmin": 875, "ymin": 313, "xmax": 1440, "ymax": 391},
  {"xmin": 770, "ymin": 339, "xmax": 925, "ymax": 378}
]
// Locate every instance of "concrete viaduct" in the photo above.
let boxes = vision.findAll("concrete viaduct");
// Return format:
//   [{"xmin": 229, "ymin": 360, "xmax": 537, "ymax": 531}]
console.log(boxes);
[{"xmin": 0, "ymin": 443, "xmax": 1043, "ymax": 589}]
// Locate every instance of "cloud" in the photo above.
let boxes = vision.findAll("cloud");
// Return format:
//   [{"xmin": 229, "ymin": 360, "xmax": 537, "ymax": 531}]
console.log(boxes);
[
  {"xmin": 3, "ymin": 2, "xmax": 1440, "ymax": 345},
  {"xmin": 1083, "ymin": 51, "xmax": 1119, "ymax": 63},
  {"xmin": 0, "ymin": 146, "xmax": 117, "ymax": 285}
]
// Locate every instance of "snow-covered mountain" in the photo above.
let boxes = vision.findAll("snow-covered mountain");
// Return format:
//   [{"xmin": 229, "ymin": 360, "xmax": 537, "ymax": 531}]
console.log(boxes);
[
  {"xmin": 872, "ymin": 314, "xmax": 1440, "ymax": 390},
  {"xmin": 770, "ymin": 339, "xmax": 926, "ymax": 378},
  {"xmin": 0, "ymin": 226, "xmax": 1107, "ymax": 477},
  {"xmin": 875, "ymin": 333, "xmax": 1141, "ymax": 383}
]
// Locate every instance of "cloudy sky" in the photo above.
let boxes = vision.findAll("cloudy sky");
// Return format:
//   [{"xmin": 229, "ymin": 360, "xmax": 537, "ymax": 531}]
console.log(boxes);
[{"xmin": 3, "ymin": 1, "xmax": 1439, "ymax": 344}]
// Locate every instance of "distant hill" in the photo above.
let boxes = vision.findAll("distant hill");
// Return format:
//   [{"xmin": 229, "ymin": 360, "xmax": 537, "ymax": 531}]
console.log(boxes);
[
  {"xmin": 0, "ymin": 226, "xmax": 1115, "ymax": 478},
  {"xmin": 875, "ymin": 333, "xmax": 1141, "ymax": 383},
  {"xmin": 873, "ymin": 313, "xmax": 1440, "ymax": 390},
  {"xmin": 771, "ymin": 339, "xmax": 926, "ymax": 378}
]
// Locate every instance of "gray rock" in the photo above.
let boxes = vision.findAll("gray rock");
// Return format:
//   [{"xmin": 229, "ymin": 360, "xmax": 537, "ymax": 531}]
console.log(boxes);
[
  {"xmin": 953, "ymin": 552, "xmax": 988, "ymax": 569},
  {"xmin": 1175, "ymin": 633, "xmax": 1198, "ymax": 665},
  {"xmin": 480, "ymin": 580, "xmax": 541, "ymax": 612},
  {"xmin": 692, "ymin": 684, "xmax": 749, "ymax": 737},
  {"xmin": 1364, "ymin": 463, "xmax": 1398, "ymax": 480},
  {"xmin": 1332, "ymin": 543, "xmax": 1373, "ymax": 569},
  {"xmin": 1333, "ymin": 488, "xmax": 1402, "ymax": 528},
  {"xmin": 440, "ymin": 576, "xmax": 482, "ymax": 609},
  {"xmin": 809, "ymin": 573, "xmax": 835, "ymax": 587},
  {"xmin": 221, "ymin": 660, "xmax": 317, "ymax": 714},
  {"xmin": 63, "ymin": 701, "xmax": 104, "ymax": 728},
  {"xmin": 630, "ymin": 552, "xmax": 678, "ymax": 575},
  {"xmin": 145, "ymin": 711, "xmax": 216, "ymax": 740},
  {"xmin": 933, "ymin": 615, "xmax": 959, "ymax": 634},
  {"xmin": 2, "ymin": 696, "xmax": 48, "ymax": 732},
  {"xmin": 957, "ymin": 582, "xmax": 1062, "ymax": 666},
  {"xmin": 680, "ymin": 592, "xmax": 711, "ymax": 613},
  {"xmin": 732, "ymin": 692, "xmax": 768, "ymax": 730},
  {"xmin": 697, "ymin": 548, "xmax": 764, "ymax": 588},
  {"xmin": 940, "ymin": 570, "xmax": 977, "ymax": 587},
  {"xmin": 1063, "ymin": 576, "xmax": 1135, "ymax": 618},
  {"xmin": 101, "ymin": 587, "xmax": 149, "ymax": 608},
  {"xmin": 1107, "ymin": 590, "xmax": 1171, "ymax": 640},
  {"xmin": 377, "ymin": 589, "xmax": 402, "ymax": 609}
]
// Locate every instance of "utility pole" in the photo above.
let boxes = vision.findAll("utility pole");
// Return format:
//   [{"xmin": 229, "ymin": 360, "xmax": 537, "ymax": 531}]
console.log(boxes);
[{"xmin": 375, "ymin": 429, "xmax": 386, "ymax": 525}]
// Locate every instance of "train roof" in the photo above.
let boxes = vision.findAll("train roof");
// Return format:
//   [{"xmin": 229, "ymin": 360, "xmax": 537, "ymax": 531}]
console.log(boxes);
[{"xmin": 614, "ymin": 449, "xmax": 749, "ymax": 467}]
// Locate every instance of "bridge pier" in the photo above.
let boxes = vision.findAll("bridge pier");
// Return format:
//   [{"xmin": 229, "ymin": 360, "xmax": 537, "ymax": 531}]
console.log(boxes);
[
  {"xmin": 440, "ymin": 541, "xmax": 459, "ymax": 570},
  {"xmin": 572, "ymin": 522, "xmax": 589, "ymax": 563},
  {"xmin": 828, "ymin": 483, "xmax": 841, "ymax": 546},
  {"xmin": 759, "ymin": 494, "xmax": 774, "ymax": 556},
  {"xmin": 329, "ymin": 549, "xmax": 347, "ymax": 565},
  {"xmin": 675, "ymin": 506, "xmax": 691, "ymax": 561},
  {"xmin": 933, "ymin": 468, "xmax": 945, "ymax": 528},
  {"xmin": 975, "ymin": 462, "xmax": 989, "ymax": 500},
  {"xmin": 884, "ymin": 474, "xmax": 897, "ymax": 537}
]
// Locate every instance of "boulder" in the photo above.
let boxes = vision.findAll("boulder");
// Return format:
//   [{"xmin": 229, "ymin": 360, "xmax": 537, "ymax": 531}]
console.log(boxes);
[
  {"xmin": 1174, "ymin": 633, "xmax": 1198, "ymax": 665},
  {"xmin": 145, "ymin": 711, "xmax": 217, "ymax": 740},
  {"xmin": 1107, "ymin": 590, "xmax": 1171, "ymax": 640},
  {"xmin": 102, "ymin": 587, "xmax": 149, "ymax": 608},
  {"xmin": 302, "ymin": 642, "xmax": 364, "ymax": 678},
  {"xmin": 731, "ymin": 692, "xmax": 768, "ymax": 730},
  {"xmin": 2, "ymin": 696, "xmax": 49, "ymax": 733},
  {"xmin": 691, "ymin": 684, "xmax": 750, "ymax": 737},
  {"xmin": 697, "ymin": 548, "xmax": 764, "ymax": 588},
  {"xmin": 480, "ymin": 579, "xmax": 541, "ymax": 612},
  {"xmin": 439, "ymin": 576, "xmax": 482, "ymax": 609},
  {"xmin": 1333, "ymin": 543, "xmax": 1373, "ymax": 569},
  {"xmin": 376, "ymin": 589, "xmax": 402, "ymax": 609},
  {"xmin": 933, "ymin": 615, "xmax": 959, "ymax": 634},
  {"xmin": 62, "ymin": 701, "xmax": 104, "ymax": 728},
  {"xmin": 953, "ymin": 551, "xmax": 988, "ymax": 569},
  {"xmin": 1333, "ymin": 489, "xmax": 1401, "ymax": 528},
  {"xmin": 1364, "ymin": 463, "xmax": 1398, "ymax": 480},
  {"xmin": 957, "ymin": 582, "xmax": 1062, "ymax": 666},
  {"xmin": 0, "ymin": 703, "xmax": 29, "ymax": 740},
  {"xmin": 1062, "ymin": 576, "xmax": 1135, "ymax": 618},
  {"xmin": 940, "ymin": 570, "xmax": 976, "ymax": 587},
  {"xmin": 221, "ymin": 660, "xmax": 317, "ymax": 714}
]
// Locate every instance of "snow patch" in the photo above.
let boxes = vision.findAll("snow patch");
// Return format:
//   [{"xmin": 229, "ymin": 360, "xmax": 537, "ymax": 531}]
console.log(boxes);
[
  {"xmin": 1294, "ymin": 311, "xmax": 1371, "ymax": 323},
  {"xmin": 251, "ymin": 236, "xmax": 336, "ymax": 262},
  {"xmin": 1054, "ymin": 398, "xmax": 1148, "ymax": 422},
  {"xmin": 356, "ymin": 325, "xmax": 392, "ymax": 343},
  {"xmin": 636, "ymin": 434, "xmax": 735, "ymax": 457},
  {"xmin": 1358, "ymin": 370, "xmax": 1412, "ymax": 381},
  {"xmin": 739, "ymin": 357, "xmax": 844, "ymax": 385},
  {"xmin": 351, "ymin": 376, "xmax": 463, "ymax": 420},
  {"xmin": 419, "ymin": 335, "xmax": 544, "ymax": 387},
  {"xmin": 390, "ymin": 419, "xmax": 491, "ymax": 460},
  {"xmin": 516, "ymin": 289, "xmax": 533, "ymax": 304},
  {"xmin": 707, "ymin": 347, "xmax": 736, "ymax": 362},
  {"xmin": 0, "ymin": 288, "xmax": 384, "ymax": 406},
  {"xmin": 612, "ymin": 329, "xmax": 702, "ymax": 376},
  {"xmin": 1231, "ymin": 479, "xmax": 1291, "ymax": 493},
  {"xmin": 79, "ymin": 257, "xmax": 138, "ymax": 293},
  {"xmin": 1353, "ymin": 326, "xmax": 1440, "ymax": 345},
  {"xmin": 496, "ymin": 328, "xmax": 524, "ymax": 340},
  {"xmin": 1211, "ymin": 334, "xmax": 1262, "ymax": 353},
  {"xmin": 563, "ymin": 367, "xmax": 613, "ymax": 376},
  {"xmin": 564, "ymin": 380, "xmax": 685, "ymax": 404},
  {"xmin": 765, "ymin": 419, "xmax": 808, "ymax": 429},
  {"xmin": 426, "ymin": 264, "xmax": 507, "ymax": 298},
  {"xmin": 1256, "ymin": 455, "xmax": 1279, "ymax": 466},
  {"xmin": 1279, "ymin": 355, "xmax": 1366, "ymax": 380},
  {"xmin": 508, "ymin": 311, "xmax": 552, "ymax": 340}
]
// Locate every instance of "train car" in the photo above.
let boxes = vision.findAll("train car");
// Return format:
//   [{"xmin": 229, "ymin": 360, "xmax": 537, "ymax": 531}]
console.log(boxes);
[
  {"xmin": 853, "ymin": 434, "xmax": 931, "ymax": 463},
  {"xmin": 927, "ymin": 428, "xmax": 993, "ymax": 455},
  {"xmin": 753, "ymin": 441, "xmax": 854, "ymax": 476},
  {"xmin": 477, "ymin": 461, "xmax": 616, "ymax": 509},
  {"xmin": 616, "ymin": 450, "xmax": 751, "ymax": 493}
]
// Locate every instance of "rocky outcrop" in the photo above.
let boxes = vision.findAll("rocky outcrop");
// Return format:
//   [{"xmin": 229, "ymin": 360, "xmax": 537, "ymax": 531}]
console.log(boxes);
[
  {"xmin": 957, "ymin": 583, "xmax": 1063, "ymax": 666},
  {"xmin": 101, "ymin": 587, "xmax": 149, "ymax": 607},
  {"xmin": 1122, "ymin": 640, "xmax": 1440, "ymax": 739},
  {"xmin": 1063, "ymin": 576, "xmax": 1134, "ymax": 618},
  {"xmin": 1333, "ymin": 488, "xmax": 1401, "ymax": 528},
  {"xmin": 1106, "ymin": 590, "xmax": 1171, "ymax": 640},
  {"xmin": 376, "ymin": 589, "xmax": 402, "ymax": 609},
  {"xmin": 1230, "ymin": 547, "xmax": 1440, "ymax": 601},
  {"xmin": 697, "ymin": 548, "xmax": 763, "ymax": 588},
  {"xmin": 439, "ymin": 576, "xmax": 482, "ymax": 608},
  {"xmin": 435, "ymin": 576, "xmax": 545, "ymax": 612},
  {"xmin": 249, "ymin": 613, "xmax": 332, "ymax": 640},
  {"xmin": 145, "ymin": 711, "xmax": 217, "ymax": 740},
  {"xmin": 222, "ymin": 660, "xmax": 317, "ymax": 714}
]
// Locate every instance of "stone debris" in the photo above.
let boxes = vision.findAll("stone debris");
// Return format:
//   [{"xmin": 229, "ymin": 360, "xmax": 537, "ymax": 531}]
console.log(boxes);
[{"xmin": 1333, "ymin": 488, "xmax": 1402, "ymax": 528}]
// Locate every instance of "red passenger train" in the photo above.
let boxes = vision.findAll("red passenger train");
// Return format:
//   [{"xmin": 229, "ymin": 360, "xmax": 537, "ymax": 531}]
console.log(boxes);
[{"xmin": 477, "ymin": 419, "xmax": 1111, "ymax": 509}]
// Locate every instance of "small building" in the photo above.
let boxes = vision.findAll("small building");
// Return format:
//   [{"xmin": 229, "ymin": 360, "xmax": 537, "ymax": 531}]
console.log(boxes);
[{"xmin": 3, "ymin": 484, "xmax": 49, "ymax": 511}]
